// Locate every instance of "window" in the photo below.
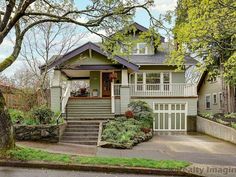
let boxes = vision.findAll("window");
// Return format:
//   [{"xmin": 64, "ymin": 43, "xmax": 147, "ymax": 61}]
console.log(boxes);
[
  {"xmin": 213, "ymin": 93, "xmax": 217, "ymax": 105},
  {"xmin": 137, "ymin": 43, "xmax": 147, "ymax": 54},
  {"xmin": 133, "ymin": 43, "xmax": 148, "ymax": 55},
  {"xmin": 136, "ymin": 73, "xmax": 144, "ymax": 91},
  {"xmin": 146, "ymin": 73, "xmax": 161, "ymax": 90},
  {"xmin": 219, "ymin": 92, "xmax": 223, "ymax": 108},
  {"xmin": 205, "ymin": 95, "xmax": 211, "ymax": 109},
  {"xmin": 163, "ymin": 73, "xmax": 170, "ymax": 91}
]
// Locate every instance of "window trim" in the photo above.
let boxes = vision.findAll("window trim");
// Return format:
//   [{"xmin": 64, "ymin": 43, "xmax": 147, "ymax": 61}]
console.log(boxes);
[
  {"xmin": 134, "ymin": 43, "xmax": 148, "ymax": 55},
  {"xmin": 205, "ymin": 94, "xmax": 211, "ymax": 109},
  {"xmin": 212, "ymin": 93, "xmax": 217, "ymax": 105},
  {"xmin": 134, "ymin": 72, "xmax": 172, "ymax": 92},
  {"xmin": 219, "ymin": 92, "xmax": 223, "ymax": 109}
]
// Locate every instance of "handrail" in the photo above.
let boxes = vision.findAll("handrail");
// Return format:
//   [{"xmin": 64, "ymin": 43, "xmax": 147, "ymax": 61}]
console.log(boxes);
[
  {"xmin": 56, "ymin": 112, "xmax": 62, "ymax": 125},
  {"xmin": 61, "ymin": 82, "xmax": 71, "ymax": 113}
]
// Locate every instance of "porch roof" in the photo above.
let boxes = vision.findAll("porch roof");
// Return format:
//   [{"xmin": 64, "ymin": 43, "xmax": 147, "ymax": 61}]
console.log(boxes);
[{"xmin": 40, "ymin": 42, "xmax": 139, "ymax": 72}]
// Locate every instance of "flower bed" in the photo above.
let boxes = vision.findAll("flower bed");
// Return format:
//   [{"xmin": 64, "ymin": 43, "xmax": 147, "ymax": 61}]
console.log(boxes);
[
  {"xmin": 199, "ymin": 113, "xmax": 236, "ymax": 129},
  {"xmin": 100, "ymin": 101, "xmax": 153, "ymax": 149}
]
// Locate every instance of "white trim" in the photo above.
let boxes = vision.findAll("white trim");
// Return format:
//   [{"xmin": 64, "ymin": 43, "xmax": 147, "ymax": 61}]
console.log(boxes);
[
  {"xmin": 212, "ymin": 93, "xmax": 217, "ymax": 105},
  {"xmin": 153, "ymin": 102, "xmax": 187, "ymax": 131},
  {"xmin": 219, "ymin": 92, "xmax": 223, "ymax": 109},
  {"xmin": 133, "ymin": 43, "xmax": 148, "ymax": 55},
  {"xmin": 205, "ymin": 94, "xmax": 211, "ymax": 109}
]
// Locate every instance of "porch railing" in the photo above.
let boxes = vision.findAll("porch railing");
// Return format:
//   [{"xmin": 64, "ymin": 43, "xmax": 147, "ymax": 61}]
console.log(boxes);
[
  {"xmin": 61, "ymin": 82, "xmax": 71, "ymax": 113},
  {"xmin": 113, "ymin": 83, "xmax": 197, "ymax": 97}
]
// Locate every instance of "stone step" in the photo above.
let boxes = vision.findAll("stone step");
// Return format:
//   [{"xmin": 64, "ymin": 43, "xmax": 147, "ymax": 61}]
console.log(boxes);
[
  {"xmin": 60, "ymin": 140, "xmax": 97, "ymax": 145},
  {"xmin": 65, "ymin": 128, "xmax": 99, "ymax": 132},
  {"xmin": 63, "ymin": 132, "xmax": 99, "ymax": 136},
  {"xmin": 66, "ymin": 121, "xmax": 100, "ymax": 128},
  {"xmin": 68, "ymin": 99, "xmax": 111, "ymax": 103},
  {"xmin": 67, "ymin": 118, "xmax": 113, "ymax": 121},
  {"xmin": 66, "ymin": 109, "xmax": 111, "ymax": 113},
  {"xmin": 61, "ymin": 136, "xmax": 98, "ymax": 140},
  {"xmin": 67, "ymin": 120, "xmax": 100, "ymax": 127}
]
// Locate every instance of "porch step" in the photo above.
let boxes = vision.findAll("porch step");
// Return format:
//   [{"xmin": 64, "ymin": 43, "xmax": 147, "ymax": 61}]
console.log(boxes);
[
  {"xmin": 60, "ymin": 98, "xmax": 114, "ymax": 146},
  {"xmin": 60, "ymin": 140, "xmax": 98, "ymax": 145}
]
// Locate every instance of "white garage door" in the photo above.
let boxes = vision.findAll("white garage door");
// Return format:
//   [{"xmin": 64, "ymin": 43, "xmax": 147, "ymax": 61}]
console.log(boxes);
[{"xmin": 153, "ymin": 103, "xmax": 187, "ymax": 131}]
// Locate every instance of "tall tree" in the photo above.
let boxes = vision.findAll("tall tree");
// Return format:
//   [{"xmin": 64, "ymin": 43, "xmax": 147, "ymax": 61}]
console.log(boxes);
[
  {"xmin": 20, "ymin": 22, "xmax": 86, "ymax": 104},
  {"xmin": 171, "ymin": 0, "xmax": 236, "ymax": 84},
  {"xmin": 0, "ymin": 0, "xmax": 162, "ymax": 152}
]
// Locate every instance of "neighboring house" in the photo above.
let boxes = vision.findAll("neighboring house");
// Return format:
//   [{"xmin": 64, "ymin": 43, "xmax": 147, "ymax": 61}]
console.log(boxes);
[
  {"xmin": 197, "ymin": 71, "xmax": 236, "ymax": 115},
  {"xmin": 40, "ymin": 22, "xmax": 198, "ymax": 144}
]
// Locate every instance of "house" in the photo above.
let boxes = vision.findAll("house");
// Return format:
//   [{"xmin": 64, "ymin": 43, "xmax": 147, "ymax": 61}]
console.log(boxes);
[
  {"xmin": 41, "ymin": 23, "xmax": 198, "ymax": 145},
  {"xmin": 197, "ymin": 71, "xmax": 236, "ymax": 114}
]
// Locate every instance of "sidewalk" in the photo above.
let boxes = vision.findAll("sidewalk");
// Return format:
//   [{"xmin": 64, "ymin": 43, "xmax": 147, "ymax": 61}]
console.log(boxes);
[{"xmin": 17, "ymin": 141, "xmax": 97, "ymax": 156}]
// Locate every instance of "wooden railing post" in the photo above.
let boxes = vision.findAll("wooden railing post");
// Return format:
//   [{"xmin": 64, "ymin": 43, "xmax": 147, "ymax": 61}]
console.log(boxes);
[{"xmin": 111, "ymin": 82, "xmax": 115, "ymax": 113}]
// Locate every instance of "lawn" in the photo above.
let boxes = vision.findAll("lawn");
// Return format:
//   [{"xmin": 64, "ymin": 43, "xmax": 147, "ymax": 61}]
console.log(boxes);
[{"xmin": 1, "ymin": 147, "xmax": 190, "ymax": 170}]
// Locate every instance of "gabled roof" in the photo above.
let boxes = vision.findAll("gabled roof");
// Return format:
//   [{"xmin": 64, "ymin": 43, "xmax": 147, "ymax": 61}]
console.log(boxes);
[
  {"xmin": 124, "ymin": 22, "xmax": 165, "ymax": 43},
  {"xmin": 40, "ymin": 42, "xmax": 139, "ymax": 72},
  {"xmin": 197, "ymin": 71, "xmax": 208, "ymax": 92}
]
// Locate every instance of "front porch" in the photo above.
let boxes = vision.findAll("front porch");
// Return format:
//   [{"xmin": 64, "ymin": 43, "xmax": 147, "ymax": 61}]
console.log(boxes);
[{"xmin": 51, "ymin": 68, "xmax": 197, "ymax": 115}]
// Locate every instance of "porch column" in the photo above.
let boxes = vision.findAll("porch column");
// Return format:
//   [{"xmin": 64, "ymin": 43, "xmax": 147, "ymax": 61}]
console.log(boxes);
[
  {"xmin": 120, "ymin": 69, "xmax": 130, "ymax": 114},
  {"xmin": 121, "ymin": 69, "xmax": 128, "ymax": 86},
  {"xmin": 50, "ymin": 70, "xmax": 62, "ymax": 112}
]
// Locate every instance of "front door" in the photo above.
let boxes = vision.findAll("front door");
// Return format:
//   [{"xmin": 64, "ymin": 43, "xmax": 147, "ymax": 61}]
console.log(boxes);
[{"xmin": 102, "ymin": 72, "xmax": 111, "ymax": 97}]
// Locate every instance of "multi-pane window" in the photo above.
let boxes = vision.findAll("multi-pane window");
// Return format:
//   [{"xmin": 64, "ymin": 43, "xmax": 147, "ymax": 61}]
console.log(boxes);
[
  {"xmin": 136, "ymin": 73, "xmax": 143, "ymax": 91},
  {"xmin": 137, "ymin": 43, "xmax": 147, "ymax": 54},
  {"xmin": 135, "ymin": 72, "xmax": 171, "ymax": 91},
  {"xmin": 146, "ymin": 73, "xmax": 161, "ymax": 90},
  {"xmin": 163, "ymin": 73, "xmax": 170, "ymax": 91},
  {"xmin": 205, "ymin": 95, "xmax": 211, "ymax": 109},
  {"xmin": 213, "ymin": 93, "xmax": 217, "ymax": 105},
  {"xmin": 219, "ymin": 92, "xmax": 223, "ymax": 108},
  {"xmin": 133, "ymin": 43, "xmax": 147, "ymax": 54}
]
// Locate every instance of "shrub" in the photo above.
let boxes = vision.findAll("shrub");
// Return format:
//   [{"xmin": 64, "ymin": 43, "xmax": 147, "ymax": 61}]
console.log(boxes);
[
  {"xmin": 31, "ymin": 105, "xmax": 54, "ymax": 124},
  {"xmin": 125, "ymin": 110, "xmax": 134, "ymax": 119},
  {"xmin": 128, "ymin": 100, "xmax": 152, "ymax": 114},
  {"xmin": 9, "ymin": 109, "xmax": 25, "ymax": 124},
  {"xmin": 128, "ymin": 100, "xmax": 153, "ymax": 128},
  {"xmin": 232, "ymin": 123, "xmax": 236, "ymax": 129},
  {"xmin": 102, "ymin": 118, "xmax": 142, "ymax": 145},
  {"xmin": 225, "ymin": 113, "xmax": 236, "ymax": 119}
]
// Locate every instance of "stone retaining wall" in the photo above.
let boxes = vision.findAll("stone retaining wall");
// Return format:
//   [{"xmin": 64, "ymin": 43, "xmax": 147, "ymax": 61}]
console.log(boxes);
[
  {"xmin": 14, "ymin": 123, "xmax": 67, "ymax": 143},
  {"xmin": 197, "ymin": 116, "xmax": 236, "ymax": 144}
]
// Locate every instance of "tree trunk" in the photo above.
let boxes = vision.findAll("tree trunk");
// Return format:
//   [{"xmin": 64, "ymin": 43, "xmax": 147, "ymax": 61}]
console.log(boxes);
[{"xmin": 0, "ymin": 89, "xmax": 15, "ymax": 153}]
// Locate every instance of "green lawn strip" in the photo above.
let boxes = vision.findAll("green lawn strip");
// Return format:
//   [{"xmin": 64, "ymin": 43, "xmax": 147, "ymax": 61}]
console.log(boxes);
[{"xmin": 2, "ymin": 147, "xmax": 190, "ymax": 170}]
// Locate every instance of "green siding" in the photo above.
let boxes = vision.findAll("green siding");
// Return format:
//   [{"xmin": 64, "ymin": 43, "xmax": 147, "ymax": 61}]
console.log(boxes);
[
  {"xmin": 90, "ymin": 71, "xmax": 100, "ymax": 96},
  {"xmin": 172, "ymin": 72, "xmax": 185, "ymax": 83},
  {"xmin": 63, "ymin": 51, "xmax": 114, "ymax": 66}
]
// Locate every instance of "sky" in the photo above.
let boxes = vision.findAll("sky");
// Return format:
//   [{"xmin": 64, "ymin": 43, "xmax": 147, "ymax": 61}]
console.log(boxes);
[{"xmin": 0, "ymin": 0, "xmax": 177, "ymax": 77}]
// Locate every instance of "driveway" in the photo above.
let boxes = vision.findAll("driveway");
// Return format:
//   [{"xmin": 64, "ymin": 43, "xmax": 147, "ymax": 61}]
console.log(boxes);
[{"xmin": 97, "ymin": 132, "xmax": 236, "ymax": 166}]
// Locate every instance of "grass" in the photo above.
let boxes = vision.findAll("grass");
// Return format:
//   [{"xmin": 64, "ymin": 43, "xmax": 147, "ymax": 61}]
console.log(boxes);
[{"xmin": 0, "ymin": 147, "xmax": 190, "ymax": 170}]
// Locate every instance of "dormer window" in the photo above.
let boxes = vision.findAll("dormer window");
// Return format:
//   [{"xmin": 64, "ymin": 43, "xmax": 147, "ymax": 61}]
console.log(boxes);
[
  {"xmin": 121, "ymin": 43, "xmax": 148, "ymax": 55},
  {"xmin": 133, "ymin": 43, "xmax": 148, "ymax": 55}
]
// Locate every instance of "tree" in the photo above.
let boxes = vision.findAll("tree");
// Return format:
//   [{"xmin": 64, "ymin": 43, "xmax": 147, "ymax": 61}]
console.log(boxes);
[
  {"xmin": 172, "ymin": 0, "xmax": 236, "ymax": 113},
  {"xmin": 20, "ymin": 22, "xmax": 86, "ymax": 104},
  {"xmin": 0, "ymin": 0, "xmax": 162, "ymax": 152},
  {"xmin": 171, "ymin": 0, "xmax": 235, "ymax": 84}
]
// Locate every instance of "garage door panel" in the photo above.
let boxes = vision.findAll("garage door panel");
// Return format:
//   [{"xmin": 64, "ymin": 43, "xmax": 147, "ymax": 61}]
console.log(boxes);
[{"xmin": 153, "ymin": 103, "xmax": 187, "ymax": 131}]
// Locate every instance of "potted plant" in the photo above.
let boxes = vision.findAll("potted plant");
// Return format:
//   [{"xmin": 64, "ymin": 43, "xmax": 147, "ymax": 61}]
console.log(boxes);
[
  {"xmin": 109, "ymin": 73, "xmax": 117, "ymax": 80},
  {"xmin": 92, "ymin": 89, "xmax": 98, "ymax": 97}
]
